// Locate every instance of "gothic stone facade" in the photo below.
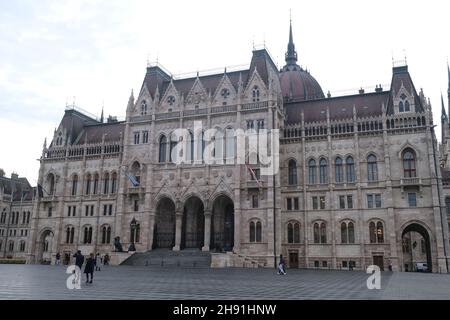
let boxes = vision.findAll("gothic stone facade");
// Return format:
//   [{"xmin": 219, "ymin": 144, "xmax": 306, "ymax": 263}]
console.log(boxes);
[{"xmin": 27, "ymin": 27, "xmax": 450, "ymax": 273}]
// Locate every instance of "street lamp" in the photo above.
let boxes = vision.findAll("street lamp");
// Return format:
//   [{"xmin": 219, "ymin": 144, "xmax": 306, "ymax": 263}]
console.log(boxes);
[{"xmin": 129, "ymin": 218, "xmax": 137, "ymax": 252}]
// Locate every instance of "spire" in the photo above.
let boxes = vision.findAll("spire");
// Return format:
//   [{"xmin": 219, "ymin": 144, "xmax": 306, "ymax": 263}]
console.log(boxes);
[
  {"xmin": 100, "ymin": 106, "xmax": 104, "ymax": 123},
  {"xmin": 285, "ymin": 18, "xmax": 298, "ymax": 66},
  {"xmin": 441, "ymin": 93, "xmax": 447, "ymax": 121}
]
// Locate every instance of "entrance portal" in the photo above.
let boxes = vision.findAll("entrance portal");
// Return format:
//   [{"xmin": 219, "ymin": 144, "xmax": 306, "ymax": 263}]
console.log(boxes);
[
  {"xmin": 211, "ymin": 195, "xmax": 234, "ymax": 252},
  {"xmin": 153, "ymin": 197, "xmax": 176, "ymax": 249},
  {"xmin": 401, "ymin": 223, "xmax": 432, "ymax": 272},
  {"xmin": 181, "ymin": 196, "xmax": 204, "ymax": 249}
]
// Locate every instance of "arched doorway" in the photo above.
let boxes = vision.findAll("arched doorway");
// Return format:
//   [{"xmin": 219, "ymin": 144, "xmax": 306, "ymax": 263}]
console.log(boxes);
[
  {"xmin": 37, "ymin": 229, "xmax": 54, "ymax": 264},
  {"xmin": 211, "ymin": 195, "xmax": 234, "ymax": 252},
  {"xmin": 401, "ymin": 223, "xmax": 432, "ymax": 272},
  {"xmin": 181, "ymin": 196, "xmax": 204, "ymax": 249},
  {"xmin": 153, "ymin": 197, "xmax": 176, "ymax": 249}
]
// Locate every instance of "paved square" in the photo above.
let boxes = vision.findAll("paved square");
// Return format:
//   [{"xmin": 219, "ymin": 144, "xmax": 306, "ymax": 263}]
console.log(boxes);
[{"xmin": 0, "ymin": 265, "xmax": 449, "ymax": 300}]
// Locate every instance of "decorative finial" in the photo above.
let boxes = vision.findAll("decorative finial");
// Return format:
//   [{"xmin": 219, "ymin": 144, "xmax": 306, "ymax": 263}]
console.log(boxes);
[{"xmin": 147, "ymin": 53, "xmax": 150, "ymax": 67}]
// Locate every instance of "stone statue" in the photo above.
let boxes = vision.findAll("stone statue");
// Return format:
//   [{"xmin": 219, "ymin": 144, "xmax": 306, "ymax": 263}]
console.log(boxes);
[
  {"xmin": 128, "ymin": 243, "xmax": 136, "ymax": 252},
  {"xmin": 114, "ymin": 236, "xmax": 123, "ymax": 252}
]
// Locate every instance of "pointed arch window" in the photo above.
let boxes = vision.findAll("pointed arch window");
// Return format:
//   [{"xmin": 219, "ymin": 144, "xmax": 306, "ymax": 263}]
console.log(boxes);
[
  {"xmin": 130, "ymin": 222, "xmax": 140, "ymax": 243},
  {"xmin": 319, "ymin": 158, "xmax": 328, "ymax": 184},
  {"xmin": 48, "ymin": 174, "xmax": 56, "ymax": 196},
  {"xmin": 346, "ymin": 156, "xmax": 356, "ymax": 182},
  {"xmin": 335, "ymin": 157, "xmax": 343, "ymax": 183},
  {"xmin": 287, "ymin": 222, "xmax": 300, "ymax": 244},
  {"xmin": 83, "ymin": 226, "xmax": 93, "ymax": 244},
  {"xmin": 341, "ymin": 221, "xmax": 355, "ymax": 244},
  {"xmin": 224, "ymin": 127, "xmax": 235, "ymax": 162},
  {"xmin": 141, "ymin": 100, "xmax": 147, "ymax": 115},
  {"xmin": 403, "ymin": 148, "xmax": 416, "ymax": 178},
  {"xmin": 367, "ymin": 154, "xmax": 378, "ymax": 181},
  {"xmin": 102, "ymin": 225, "xmax": 111, "ymax": 244},
  {"xmin": 66, "ymin": 226, "xmax": 75, "ymax": 244},
  {"xmin": 111, "ymin": 172, "xmax": 117, "ymax": 194},
  {"xmin": 93, "ymin": 173, "xmax": 99, "ymax": 194},
  {"xmin": 308, "ymin": 159, "xmax": 317, "ymax": 184},
  {"xmin": 249, "ymin": 220, "xmax": 262, "ymax": 243},
  {"xmin": 369, "ymin": 221, "xmax": 384, "ymax": 243},
  {"xmin": 313, "ymin": 222, "xmax": 327, "ymax": 244},
  {"xmin": 169, "ymin": 132, "xmax": 178, "ymax": 163},
  {"xmin": 103, "ymin": 173, "xmax": 110, "ymax": 195},
  {"xmin": 288, "ymin": 159, "xmax": 297, "ymax": 185},
  {"xmin": 85, "ymin": 174, "xmax": 92, "ymax": 195},
  {"xmin": 252, "ymin": 86, "xmax": 260, "ymax": 102},
  {"xmin": 71, "ymin": 175, "xmax": 78, "ymax": 196},
  {"xmin": 159, "ymin": 135, "xmax": 167, "ymax": 163}
]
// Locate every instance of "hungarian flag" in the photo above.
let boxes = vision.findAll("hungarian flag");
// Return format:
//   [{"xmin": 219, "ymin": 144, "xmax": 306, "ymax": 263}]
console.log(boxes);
[{"xmin": 246, "ymin": 164, "xmax": 263, "ymax": 188}]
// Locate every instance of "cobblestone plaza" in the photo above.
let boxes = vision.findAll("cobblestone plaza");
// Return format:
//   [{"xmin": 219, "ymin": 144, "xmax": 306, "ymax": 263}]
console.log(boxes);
[{"xmin": 0, "ymin": 265, "xmax": 449, "ymax": 300}]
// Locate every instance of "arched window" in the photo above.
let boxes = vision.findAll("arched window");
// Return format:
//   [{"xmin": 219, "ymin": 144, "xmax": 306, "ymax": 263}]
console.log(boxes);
[
  {"xmin": 348, "ymin": 222, "xmax": 355, "ymax": 243},
  {"xmin": 314, "ymin": 223, "xmax": 320, "ymax": 243},
  {"xmin": 405, "ymin": 101, "xmax": 410, "ymax": 112},
  {"xmin": 335, "ymin": 157, "xmax": 343, "ymax": 183},
  {"xmin": 367, "ymin": 154, "xmax": 378, "ymax": 182},
  {"xmin": 20, "ymin": 241, "xmax": 26, "ymax": 252},
  {"xmin": 8, "ymin": 240, "xmax": 14, "ymax": 252},
  {"xmin": 111, "ymin": 172, "xmax": 117, "ymax": 194},
  {"xmin": 341, "ymin": 222, "xmax": 348, "ymax": 244},
  {"xmin": 399, "ymin": 101, "xmax": 404, "ymax": 112},
  {"xmin": 346, "ymin": 156, "xmax": 356, "ymax": 182},
  {"xmin": 187, "ymin": 131, "xmax": 194, "ymax": 162},
  {"xmin": 83, "ymin": 226, "xmax": 93, "ymax": 244},
  {"xmin": 341, "ymin": 221, "xmax": 355, "ymax": 244},
  {"xmin": 288, "ymin": 159, "xmax": 297, "ymax": 185},
  {"xmin": 376, "ymin": 222, "xmax": 384, "ymax": 243},
  {"xmin": 85, "ymin": 174, "xmax": 92, "ymax": 195},
  {"xmin": 130, "ymin": 223, "xmax": 140, "ymax": 243},
  {"xmin": 141, "ymin": 100, "xmax": 147, "ymax": 115},
  {"xmin": 319, "ymin": 158, "xmax": 328, "ymax": 184},
  {"xmin": 102, "ymin": 225, "xmax": 111, "ymax": 244},
  {"xmin": 103, "ymin": 173, "xmax": 110, "ymax": 194},
  {"xmin": 252, "ymin": 86, "xmax": 260, "ymax": 102},
  {"xmin": 287, "ymin": 222, "xmax": 300, "ymax": 244},
  {"xmin": 320, "ymin": 222, "xmax": 327, "ymax": 243},
  {"xmin": 71, "ymin": 175, "xmax": 78, "ymax": 196},
  {"xmin": 93, "ymin": 173, "xmax": 99, "ymax": 195},
  {"xmin": 308, "ymin": 159, "xmax": 317, "ymax": 184},
  {"xmin": 169, "ymin": 132, "xmax": 178, "ymax": 163},
  {"xmin": 224, "ymin": 127, "xmax": 235, "ymax": 162},
  {"xmin": 249, "ymin": 220, "xmax": 262, "ymax": 243},
  {"xmin": 369, "ymin": 221, "xmax": 384, "ymax": 244},
  {"xmin": 48, "ymin": 174, "xmax": 55, "ymax": 195},
  {"xmin": 159, "ymin": 135, "xmax": 167, "ymax": 163},
  {"xmin": 403, "ymin": 148, "xmax": 416, "ymax": 178},
  {"xmin": 66, "ymin": 226, "xmax": 71, "ymax": 244}
]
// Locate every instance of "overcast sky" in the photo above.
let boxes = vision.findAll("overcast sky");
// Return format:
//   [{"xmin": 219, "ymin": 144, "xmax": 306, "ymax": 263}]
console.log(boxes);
[{"xmin": 1, "ymin": 0, "xmax": 449, "ymax": 183}]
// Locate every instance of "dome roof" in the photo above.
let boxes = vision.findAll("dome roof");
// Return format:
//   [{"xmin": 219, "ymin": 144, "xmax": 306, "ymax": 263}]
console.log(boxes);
[
  {"xmin": 280, "ymin": 66, "xmax": 325, "ymax": 102},
  {"xmin": 279, "ymin": 20, "xmax": 325, "ymax": 102}
]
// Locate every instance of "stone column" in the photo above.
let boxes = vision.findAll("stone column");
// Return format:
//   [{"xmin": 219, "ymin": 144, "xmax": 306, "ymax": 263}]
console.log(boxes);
[
  {"xmin": 173, "ymin": 211, "xmax": 183, "ymax": 251},
  {"xmin": 202, "ymin": 210, "xmax": 212, "ymax": 251}
]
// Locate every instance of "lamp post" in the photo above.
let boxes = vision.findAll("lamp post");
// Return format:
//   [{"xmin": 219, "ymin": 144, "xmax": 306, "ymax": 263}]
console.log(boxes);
[{"xmin": 129, "ymin": 218, "xmax": 137, "ymax": 252}]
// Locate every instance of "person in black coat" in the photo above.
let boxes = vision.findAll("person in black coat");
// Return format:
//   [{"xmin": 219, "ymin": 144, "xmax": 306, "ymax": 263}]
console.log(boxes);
[
  {"xmin": 73, "ymin": 250, "xmax": 84, "ymax": 270},
  {"xmin": 84, "ymin": 253, "xmax": 95, "ymax": 284}
]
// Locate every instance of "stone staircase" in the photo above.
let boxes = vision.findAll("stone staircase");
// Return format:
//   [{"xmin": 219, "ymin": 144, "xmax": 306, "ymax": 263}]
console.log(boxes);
[
  {"xmin": 210, "ymin": 251, "xmax": 266, "ymax": 268},
  {"xmin": 120, "ymin": 248, "xmax": 211, "ymax": 268}
]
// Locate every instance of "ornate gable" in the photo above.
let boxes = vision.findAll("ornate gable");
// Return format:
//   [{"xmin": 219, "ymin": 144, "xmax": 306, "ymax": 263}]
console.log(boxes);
[
  {"xmin": 244, "ymin": 68, "xmax": 267, "ymax": 103},
  {"xmin": 185, "ymin": 77, "xmax": 208, "ymax": 109},
  {"xmin": 212, "ymin": 73, "xmax": 237, "ymax": 106}
]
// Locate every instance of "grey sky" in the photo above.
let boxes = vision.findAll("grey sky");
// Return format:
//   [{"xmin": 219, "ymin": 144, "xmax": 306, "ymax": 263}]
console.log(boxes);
[{"xmin": 1, "ymin": 0, "xmax": 449, "ymax": 183}]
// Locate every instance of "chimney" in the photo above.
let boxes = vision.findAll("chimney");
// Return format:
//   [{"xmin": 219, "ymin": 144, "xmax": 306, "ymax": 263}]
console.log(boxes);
[
  {"xmin": 375, "ymin": 85, "xmax": 383, "ymax": 93},
  {"xmin": 0, "ymin": 169, "xmax": 5, "ymax": 177},
  {"xmin": 359, "ymin": 88, "xmax": 365, "ymax": 94},
  {"xmin": 11, "ymin": 172, "xmax": 19, "ymax": 180},
  {"xmin": 327, "ymin": 91, "xmax": 332, "ymax": 98}
]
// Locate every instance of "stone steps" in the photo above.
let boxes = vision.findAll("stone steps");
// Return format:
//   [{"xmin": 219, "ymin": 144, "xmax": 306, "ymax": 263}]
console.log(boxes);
[{"xmin": 121, "ymin": 249, "xmax": 211, "ymax": 268}]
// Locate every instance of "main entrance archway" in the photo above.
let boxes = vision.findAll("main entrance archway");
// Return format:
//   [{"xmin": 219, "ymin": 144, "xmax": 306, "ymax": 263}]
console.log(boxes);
[
  {"xmin": 401, "ymin": 223, "xmax": 432, "ymax": 272},
  {"xmin": 153, "ymin": 197, "xmax": 176, "ymax": 249},
  {"xmin": 181, "ymin": 196, "xmax": 204, "ymax": 249},
  {"xmin": 37, "ymin": 229, "xmax": 54, "ymax": 264},
  {"xmin": 211, "ymin": 195, "xmax": 234, "ymax": 252}
]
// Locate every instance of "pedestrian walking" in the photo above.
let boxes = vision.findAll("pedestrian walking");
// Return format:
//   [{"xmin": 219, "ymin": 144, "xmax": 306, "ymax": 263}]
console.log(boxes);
[
  {"xmin": 95, "ymin": 253, "xmax": 102, "ymax": 271},
  {"xmin": 103, "ymin": 253, "xmax": 109, "ymax": 266},
  {"xmin": 55, "ymin": 252, "xmax": 61, "ymax": 265},
  {"xmin": 278, "ymin": 254, "xmax": 286, "ymax": 275},
  {"xmin": 84, "ymin": 253, "xmax": 95, "ymax": 284},
  {"xmin": 73, "ymin": 250, "xmax": 84, "ymax": 270}
]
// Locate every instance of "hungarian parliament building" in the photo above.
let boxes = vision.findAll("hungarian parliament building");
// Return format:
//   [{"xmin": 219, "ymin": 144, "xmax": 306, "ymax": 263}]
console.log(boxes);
[{"xmin": 1, "ymin": 22, "xmax": 450, "ymax": 273}]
